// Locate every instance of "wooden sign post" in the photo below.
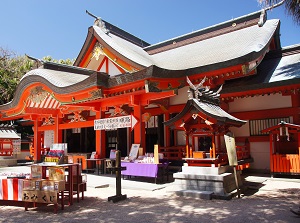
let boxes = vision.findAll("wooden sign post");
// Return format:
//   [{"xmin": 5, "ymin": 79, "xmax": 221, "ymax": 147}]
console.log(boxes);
[
  {"xmin": 224, "ymin": 132, "xmax": 240, "ymax": 198},
  {"xmin": 107, "ymin": 150, "xmax": 127, "ymax": 203}
]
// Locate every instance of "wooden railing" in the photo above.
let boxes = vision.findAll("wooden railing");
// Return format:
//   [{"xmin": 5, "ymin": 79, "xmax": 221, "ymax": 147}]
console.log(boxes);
[
  {"xmin": 236, "ymin": 145, "xmax": 251, "ymax": 160},
  {"xmin": 158, "ymin": 146, "xmax": 185, "ymax": 160},
  {"xmin": 159, "ymin": 144, "xmax": 251, "ymax": 162},
  {"xmin": 271, "ymin": 154, "xmax": 300, "ymax": 174},
  {"xmin": 0, "ymin": 149, "xmax": 13, "ymax": 156}
]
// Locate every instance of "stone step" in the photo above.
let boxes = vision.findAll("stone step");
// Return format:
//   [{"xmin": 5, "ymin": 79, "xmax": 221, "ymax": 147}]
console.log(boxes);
[
  {"xmin": 175, "ymin": 189, "xmax": 237, "ymax": 200},
  {"xmin": 175, "ymin": 190, "xmax": 214, "ymax": 200},
  {"xmin": 0, "ymin": 158, "xmax": 17, "ymax": 167}
]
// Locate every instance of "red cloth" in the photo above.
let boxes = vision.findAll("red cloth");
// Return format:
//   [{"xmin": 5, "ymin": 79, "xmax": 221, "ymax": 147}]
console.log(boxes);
[{"xmin": 0, "ymin": 178, "xmax": 23, "ymax": 201}]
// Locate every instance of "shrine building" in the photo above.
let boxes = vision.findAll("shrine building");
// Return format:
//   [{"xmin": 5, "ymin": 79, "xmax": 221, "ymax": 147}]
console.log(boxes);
[{"xmin": 0, "ymin": 9, "xmax": 299, "ymax": 174}]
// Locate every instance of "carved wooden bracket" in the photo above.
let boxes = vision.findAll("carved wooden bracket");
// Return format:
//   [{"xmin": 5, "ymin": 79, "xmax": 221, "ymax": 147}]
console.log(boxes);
[
  {"xmin": 40, "ymin": 116, "xmax": 55, "ymax": 126},
  {"xmin": 70, "ymin": 111, "xmax": 86, "ymax": 122},
  {"xmin": 89, "ymin": 89, "xmax": 103, "ymax": 100},
  {"xmin": 110, "ymin": 104, "xmax": 133, "ymax": 117},
  {"xmin": 29, "ymin": 86, "xmax": 48, "ymax": 104},
  {"xmin": 151, "ymin": 98, "xmax": 169, "ymax": 111},
  {"xmin": 142, "ymin": 112, "xmax": 151, "ymax": 122}
]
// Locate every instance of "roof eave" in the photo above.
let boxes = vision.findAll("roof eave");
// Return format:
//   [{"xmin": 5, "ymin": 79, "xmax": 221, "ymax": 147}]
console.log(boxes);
[{"xmin": 74, "ymin": 26, "xmax": 95, "ymax": 66}]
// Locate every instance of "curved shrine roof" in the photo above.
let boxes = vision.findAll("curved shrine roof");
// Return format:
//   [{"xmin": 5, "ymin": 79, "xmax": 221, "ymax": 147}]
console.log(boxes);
[
  {"xmin": 164, "ymin": 98, "xmax": 247, "ymax": 128},
  {"xmin": 21, "ymin": 68, "xmax": 90, "ymax": 88},
  {"xmin": 164, "ymin": 78, "xmax": 247, "ymax": 129},
  {"xmin": 222, "ymin": 44, "xmax": 300, "ymax": 94},
  {"xmin": 93, "ymin": 25, "xmax": 154, "ymax": 68},
  {"xmin": 0, "ymin": 62, "xmax": 108, "ymax": 112},
  {"xmin": 151, "ymin": 19, "xmax": 279, "ymax": 70},
  {"xmin": 0, "ymin": 124, "xmax": 20, "ymax": 139},
  {"xmin": 88, "ymin": 11, "xmax": 279, "ymax": 72}
]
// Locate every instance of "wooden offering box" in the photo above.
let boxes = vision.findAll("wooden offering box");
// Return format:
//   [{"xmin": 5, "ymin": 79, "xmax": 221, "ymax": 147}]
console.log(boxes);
[
  {"xmin": 23, "ymin": 165, "xmax": 66, "ymax": 212},
  {"xmin": 22, "ymin": 179, "xmax": 65, "ymax": 203},
  {"xmin": 193, "ymin": 151, "xmax": 206, "ymax": 158},
  {"xmin": 30, "ymin": 165, "xmax": 42, "ymax": 179},
  {"xmin": 23, "ymin": 179, "xmax": 42, "ymax": 190},
  {"xmin": 48, "ymin": 166, "xmax": 65, "ymax": 181}
]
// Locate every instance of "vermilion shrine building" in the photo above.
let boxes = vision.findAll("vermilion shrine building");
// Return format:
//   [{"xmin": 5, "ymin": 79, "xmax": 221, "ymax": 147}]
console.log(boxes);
[{"xmin": 0, "ymin": 10, "xmax": 299, "ymax": 174}]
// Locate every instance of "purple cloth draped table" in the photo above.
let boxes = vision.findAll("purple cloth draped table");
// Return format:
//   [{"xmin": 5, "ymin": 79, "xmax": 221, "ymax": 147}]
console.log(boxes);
[{"xmin": 121, "ymin": 162, "xmax": 167, "ymax": 178}]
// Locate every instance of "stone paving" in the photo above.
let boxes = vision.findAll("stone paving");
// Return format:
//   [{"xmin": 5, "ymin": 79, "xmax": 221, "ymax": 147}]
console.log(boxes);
[{"xmin": 0, "ymin": 166, "xmax": 300, "ymax": 223}]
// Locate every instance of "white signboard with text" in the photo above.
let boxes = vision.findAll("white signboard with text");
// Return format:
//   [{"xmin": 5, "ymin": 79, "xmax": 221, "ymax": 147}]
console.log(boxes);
[{"xmin": 94, "ymin": 115, "xmax": 138, "ymax": 130}]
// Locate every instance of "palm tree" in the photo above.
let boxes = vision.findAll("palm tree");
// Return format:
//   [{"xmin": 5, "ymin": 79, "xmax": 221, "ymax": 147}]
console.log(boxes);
[{"xmin": 258, "ymin": 0, "xmax": 300, "ymax": 24}]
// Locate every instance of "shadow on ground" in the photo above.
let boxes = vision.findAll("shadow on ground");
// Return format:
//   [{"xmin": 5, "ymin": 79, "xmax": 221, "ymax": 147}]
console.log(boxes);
[{"xmin": 0, "ymin": 186, "xmax": 299, "ymax": 223}]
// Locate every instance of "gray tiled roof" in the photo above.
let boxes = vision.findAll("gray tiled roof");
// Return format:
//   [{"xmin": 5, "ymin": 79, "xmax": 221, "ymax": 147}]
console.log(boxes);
[
  {"xmin": 21, "ymin": 68, "xmax": 89, "ymax": 87},
  {"xmin": 0, "ymin": 125, "xmax": 20, "ymax": 139},
  {"xmin": 93, "ymin": 15, "xmax": 279, "ymax": 71},
  {"xmin": 151, "ymin": 19, "xmax": 279, "ymax": 70},
  {"xmin": 164, "ymin": 98, "xmax": 246, "ymax": 127},
  {"xmin": 93, "ymin": 25, "xmax": 154, "ymax": 67},
  {"xmin": 0, "ymin": 62, "xmax": 106, "ymax": 111},
  {"xmin": 193, "ymin": 99, "xmax": 246, "ymax": 124},
  {"xmin": 268, "ymin": 50, "xmax": 300, "ymax": 82},
  {"xmin": 222, "ymin": 44, "xmax": 300, "ymax": 93}
]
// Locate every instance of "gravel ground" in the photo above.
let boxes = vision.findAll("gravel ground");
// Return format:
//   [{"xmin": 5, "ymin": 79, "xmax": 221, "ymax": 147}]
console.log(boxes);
[{"xmin": 0, "ymin": 166, "xmax": 300, "ymax": 223}]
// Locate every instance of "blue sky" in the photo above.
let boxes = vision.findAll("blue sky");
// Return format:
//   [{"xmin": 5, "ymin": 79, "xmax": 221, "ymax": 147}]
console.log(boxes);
[{"xmin": 1, "ymin": 0, "xmax": 299, "ymax": 60}]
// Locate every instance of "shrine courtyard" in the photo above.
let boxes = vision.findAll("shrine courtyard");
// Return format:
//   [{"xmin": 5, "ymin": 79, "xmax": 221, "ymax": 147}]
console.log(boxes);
[{"xmin": 0, "ymin": 165, "xmax": 300, "ymax": 223}]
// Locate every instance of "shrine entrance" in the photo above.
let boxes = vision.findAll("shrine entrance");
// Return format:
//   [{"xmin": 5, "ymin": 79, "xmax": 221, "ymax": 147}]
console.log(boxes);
[
  {"xmin": 64, "ymin": 128, "xmax": 94, "ymax": 154},
  {"xmin": 145, "ymin": 115, "xmax": 164, "ymax": 153},
  {"xmin": 197, "ymin": 136, "xmax": 212, "ymax": 152},
  {"xmin": 106, "ymin": 128, "xmax": 128, "ymax": 158}
]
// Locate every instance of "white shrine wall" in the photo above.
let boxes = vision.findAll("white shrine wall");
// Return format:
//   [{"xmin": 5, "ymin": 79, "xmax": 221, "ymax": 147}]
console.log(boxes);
[
  {"xmin": 228, "ymin": 93, "xmax": 291, "ymax": 113},
  {"xmin": 228, "ymin": 93, "xmax": 292, "ymax": 172}
]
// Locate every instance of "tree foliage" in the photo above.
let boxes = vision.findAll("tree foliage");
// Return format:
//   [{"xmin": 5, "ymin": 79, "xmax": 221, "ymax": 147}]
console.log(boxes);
[
  {"xmin": 0, "ymin": 47, "xmax": 75, "ymax": 105},
  {"xmin": 258, "ymin": 0, "xmax": 300, "ymax": 25},
  {"xmin": 0, "ymin": 48, "xmax": 34, "ymax": 105},
  {"xmin": 42, "ymin": 55, "xmax": 74, "ymax": 65}
]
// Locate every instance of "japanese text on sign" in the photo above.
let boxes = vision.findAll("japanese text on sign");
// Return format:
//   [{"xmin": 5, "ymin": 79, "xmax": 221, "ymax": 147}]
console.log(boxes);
[{"xmin": 94, "ymin": 115, "xmax": 137, "ymax": 130}]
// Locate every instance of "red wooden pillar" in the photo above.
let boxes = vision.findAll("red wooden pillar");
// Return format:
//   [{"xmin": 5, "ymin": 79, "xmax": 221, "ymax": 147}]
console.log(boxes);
[
  {"xmin": 185, "ymin": 133, "xmax": 190, "ymax": 158},
  {"xmin": 33, "ymin": 118, "xmax": 42, "ymax": 163},
  {"xmin": 100, "ymin": 112, "xmax": 106, "ymax": 158},
  {"xmin": 95, "ymin": 110, "xmax": 101, "ymax": 157},
  {"xmin": 212, "ymin": 133, "xmax": 216, "ymax": 159},
  {"xmin": 54, "ymin": 116, "xmax": 62, "ymax": 143},
  {"xmin": 95, "ymin": 108, "xmax": 106, "ymax": 158},
  {"xmin": 192, "ymin": 135, "xmax": 195, "ymax": 152},
  {"xmin": 269, "ymin": 133, "xmax": 274, "ymax": 174},
  {"xmin": 133, "ymin": 103, "xmax": 145, "ymax": 153}
]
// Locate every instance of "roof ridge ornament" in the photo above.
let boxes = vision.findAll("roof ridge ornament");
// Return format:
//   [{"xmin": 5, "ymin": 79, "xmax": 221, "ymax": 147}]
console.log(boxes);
[
  {"xmin": 186, "ymin": 76, "xmax": 222, "ymax": 105},
  {"xmin": 186, "ymin": 76, "xmax": 206, "ymax": 99},
  {"xmin": 258, "ymin": 0, "xmax": 285, "ymax": 27},
  {"xmin": 258, "ymin": 10, "xmax": 266, "ymax": 27},
  {"xmin": 86, "ymin": 10, "xmax": 109, "ymax": 34},
  {"xmin": 25, "ymin": 54, "xmax": 43, "ymax": 68}
]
